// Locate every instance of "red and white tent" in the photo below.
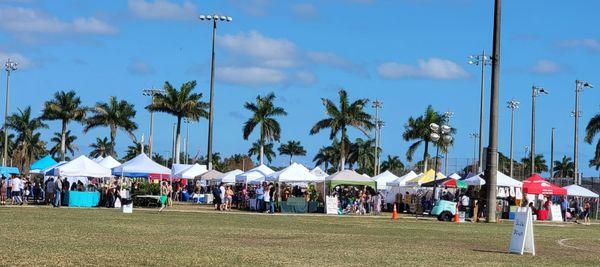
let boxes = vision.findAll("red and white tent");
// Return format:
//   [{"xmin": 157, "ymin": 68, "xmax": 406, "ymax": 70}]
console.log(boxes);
[{"xmin": 522, "ymin": 174, "xmax": 566, "ymax": 195}]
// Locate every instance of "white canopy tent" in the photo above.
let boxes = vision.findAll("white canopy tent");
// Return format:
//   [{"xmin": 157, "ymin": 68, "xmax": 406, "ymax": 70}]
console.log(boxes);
[
  {"xmin": 173, "ymin": 163, "xmax": 207, "ymax": 179},
  {"xmin": 92, "ymin": 156, "xmax": 104, "ymax": 163},
  {"xmin": 266, "ymin": 162, "xmax": 321, "ymax": 183},
  {"xmin": 563, "ymin": 185, "xmax": 599, "ymax": 198},
  {"xmin": 171, "ymin": 164, "xmax": 192, "ymax": 177},
  {"xmin": 50, "ymin": 155, "xmax": 111, "ymax": 178},
  {"xmin": 465, "ymin": 171, "xmax": 522, "ymax": 187},
  {"xmin": 98, "ymin": 156, "xmax": 121, "ymax": 169},
  {"xmin": 372, "ymin": 170, "xmax": 400, "ymax": 190},
  {"xmin": 310, "ymin": 166, "xmax": 328, "ymax": 178},
  {"xmin": 218, "ymin": 169, "xmax": 243, "ymax": 184},
  {"xmin": 448, "ymin": 173, "xmax": 462, "ymax": 180},
  {"xmin": 112, "ymin": 153, "xmax": 171, "ymax": 177},
  {"xmin": 388, "ymin": 171, "xmax": 419, "ymax": 187},
  {"xmin": 461, "ymin": 174, "xmax": 486, "ymax": 186},
  {"xmin": 235, "ymin": 164, "xmax": 274, "ymax": 184}
]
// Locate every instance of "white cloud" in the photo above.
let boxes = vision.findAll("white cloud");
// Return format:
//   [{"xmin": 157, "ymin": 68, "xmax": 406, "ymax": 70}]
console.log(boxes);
[
  {"xmin": 128, "ymin": 0, "xmax": 197, "ymax": 20},
  {"xmin": 291, "ymin": 3, "xmax": 317, "ymax": 18},
  {"xmin": 531, "ymin": 59, "xmax": 561, "ymax": 74},
  {"xmin": 217, "ymin": 66, "xmax": 287, "ymax": 86},
  {"xmin": 559, "ymin": 38, "xmax": 600, "ymax": 52},
  {"xmin": 0, "ymin": 51, "xmax": 33, "ymax": 69},
  {"xmin": 0, "ymin": 7, "xmax": 116, "ymax": 35},
  {"xmin": 306, "ymin": 51, "xmax": 366, "ymax": 75},
  {"xmin": 378, "ymin": 58, "xmax": 469, "ymax": 80},
  {"xmin": 127, "ymin": 59, "xmax": 155, "ymax": 75},
  {"xmin": 219, "ymin": 30, "xmax": 299, "ymax": 68}
]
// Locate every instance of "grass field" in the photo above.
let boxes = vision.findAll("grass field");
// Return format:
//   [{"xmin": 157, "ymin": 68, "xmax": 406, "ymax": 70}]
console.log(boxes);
[{"xmin": 1, "ymin": 206, "xmax": 598, "ymax": 266}]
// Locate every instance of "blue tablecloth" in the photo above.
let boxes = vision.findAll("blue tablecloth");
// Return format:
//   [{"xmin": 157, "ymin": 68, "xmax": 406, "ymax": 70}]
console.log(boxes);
[{"xmin": 68, "ymin": 191, "xmax": 100, "ymax": 207}]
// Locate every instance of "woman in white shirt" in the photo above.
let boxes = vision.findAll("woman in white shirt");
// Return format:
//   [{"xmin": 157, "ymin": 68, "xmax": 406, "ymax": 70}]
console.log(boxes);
[{"xmin": 263, "ymin": 184, "xmax": 271, "ymax": 213}]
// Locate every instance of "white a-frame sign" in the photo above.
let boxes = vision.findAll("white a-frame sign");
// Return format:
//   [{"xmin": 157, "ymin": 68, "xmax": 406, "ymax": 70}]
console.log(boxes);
[{"xmin": 509, "ymin": 207, "xmax": 535, "ymax": 255}]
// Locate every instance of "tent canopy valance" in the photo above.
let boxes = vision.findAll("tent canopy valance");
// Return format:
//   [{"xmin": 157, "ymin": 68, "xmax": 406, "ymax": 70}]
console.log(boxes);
[
  {"xmin": 49, "ymin": 155, "xmax": 111, "ymax": 178},
  {"xmin": 266, "ymin": 162, "xmax": 321, "ymax": 183},
  {"xmin": 112, "ymin": 153, "xmax": 170, "ymax": 178},
  {"xmin": 326, "ymin": 169, "xmax": 376, "ymax": 189},
  {"xmin": 563, "ymin": 184, "xmax": 599, "ymax": 198},
  {"xmin": 372, "ymin": 170, "xmax": 400, "ymax": 190},
  {"xmin": 235, "ymin": 164, "xmax": 274, "ymax": 184},
  {"xmin": 522, "ymin": 174, "xmax": 566, "ymax": 195},
  {"xmin": 29, "ymin": 155, "xmax": 57, "ymax": 174}
]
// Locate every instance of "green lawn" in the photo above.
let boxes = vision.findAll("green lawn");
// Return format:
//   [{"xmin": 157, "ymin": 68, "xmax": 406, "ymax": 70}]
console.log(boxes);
[{"xmin": 0, "ymin": 206, "xmax": 598, "ymax": 266}]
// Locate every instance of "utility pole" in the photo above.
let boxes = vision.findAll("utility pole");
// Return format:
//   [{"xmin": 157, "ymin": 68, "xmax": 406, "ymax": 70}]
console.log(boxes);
[
  {"xmin": 372, "ymin": 100, "xmax": 383, "ymax": 176},
  {"xmin": 550, "ymin": 128, "xmax": 555, "ymax": 179},
  {"xmin": 468, "ymin": 133, "xmax": 479, "ymax": 173},
  {"xmin": 507, "ymin": 100, "xmax": 519, "ymax": 178},
  {"xmin": 199, "ymin": 14, "xmax": 233, "ymax": 171},
  {"xmin": 171, "ymin": 123, "xmax": 176, "ymax": 166},
  {"xmin": 3, "ymin": 59, "xmax": 17, "ymax": 166},
  {"xmin": 468, "ymin": 52, "xmax": 491, "ymax": 173},
  {"xmin": 142, "ymin": 88, "xmax": 165, "ymax": 158},
  {"xmin": 184, "ymin": 118, "xmax": 191, "ymax": 165},
  {"xmin": 444, "ymin": 111, "xmax": 454, "ymax": 175},
  {"xmin": 574, "ymin": 80, "xmax": 593, "ymax": 185},
  {"xmin": 530, "ymin": 85, "xmax": 547, "ymax": 176},
  {"xmin": 484, "ymin": 0, "xmax": 501, "ymax": 223}
]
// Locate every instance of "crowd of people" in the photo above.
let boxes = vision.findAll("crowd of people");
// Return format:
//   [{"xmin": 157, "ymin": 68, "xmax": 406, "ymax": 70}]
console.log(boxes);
[{"xmin": 331, "ymin": 186, "xmax": 384, "ymax": 215}]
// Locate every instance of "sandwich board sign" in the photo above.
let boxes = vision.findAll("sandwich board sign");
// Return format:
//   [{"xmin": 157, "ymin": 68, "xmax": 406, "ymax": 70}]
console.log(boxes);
[
  {"xmin": 548, "ymin": 205, "xmax": 563, "ymax": 222},
  {"xmin": 509, "ymin": 207, "xmax": 535, "ymax": 255},
  {"xmin": 325, "ymin": 196, "xmax": 339, "ymax": 215}
]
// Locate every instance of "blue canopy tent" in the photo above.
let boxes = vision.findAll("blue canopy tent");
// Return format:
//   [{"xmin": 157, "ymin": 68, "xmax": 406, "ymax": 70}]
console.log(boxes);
[
  {"xmin": 0, "ymin": 166, "xmax": 19, "ymax": 177},
  {"xmin": 30, "ymin": 155, "xmax": 58, "ymax": 174}
]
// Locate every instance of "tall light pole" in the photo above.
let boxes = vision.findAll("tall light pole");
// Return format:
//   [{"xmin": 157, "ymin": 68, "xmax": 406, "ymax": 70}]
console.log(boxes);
[
  {"xmin": 372, "ymin": 100, "xmax": 383, "ymax": 176},
  {"xmin": 550, "ymin": 127, "xmax": 555, "ymax": 179},
  {"xmin": 142, "ymin": 88, "xmax": 165, "ymax": 158},
  {"xmin": 574, "ymin": 80, "xmax": 593, "ymax": 185},
  {"xmin": 443, "ymin": 111, "xmax": 454, "ymax": 175},
  {"xmin": 507, "ymin": 99, "xmax": 519, "ymax": 178},
  {"xmin": 171, "ymin": 123, "xmax": 176, "ymax": 166},
  {"xmin": 184, "ymin": 118, "xmax": 191, "ymax": 165},
  {"xmin": 530, "ymin": 85, "xmax": 548, "ymax": 176},
  {"xmin": 3, "ymin": 59, "xmax": 17, "ymax": 166},
  {"xmin": 484, "ymin": 0, "xmax": 501, "ymax": 223},
  {"xmin": 199, "ymin": 14, "xmax": 233, "ymax": 171},
  {"xmin": 429, "ymin": 122, "xmax": 452, "ymax": 200},
  {"xmin": 468, "ymin": 133, "xmax": 479, "ymax": 173},
  {"xmin": 468, "ymin": 52, "xmax": 491, "ymax": 173}
]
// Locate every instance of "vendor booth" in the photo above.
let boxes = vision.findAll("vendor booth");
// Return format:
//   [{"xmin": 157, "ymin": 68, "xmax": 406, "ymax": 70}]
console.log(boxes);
[
  {"xmin": 522, "ymin": 174, "xmax": 566, "ymax": 221},
  {"xmin": 218, "ymin": 169, "xmax": 243, "ymax": 184},
  {"xmin": 29, "ymin": 155, "xmax": 58, "ymax": 174},
  {"xmin": 266, "ymin": 163, "xmax": 322, "ymax": 213},
  {"xmin": 50, "ymin": 155, "xmax": 111, "ymax": 207},
  {"xmin": 112, "ymin": 153, "xmax": 171, "ymax": 178},
  {"xmin": 373, "ymin": 170, "xmax": 400, "ymax": 190}
]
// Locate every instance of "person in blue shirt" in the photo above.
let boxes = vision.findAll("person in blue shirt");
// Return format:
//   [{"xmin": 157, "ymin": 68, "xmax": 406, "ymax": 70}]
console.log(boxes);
[
  {"xmin": 255, "ymin": 185, "xmax": 264, "ymax": 212},
  {"xmin": 560, "ymin": 197, "xmax": 569, "ymax": 222}
]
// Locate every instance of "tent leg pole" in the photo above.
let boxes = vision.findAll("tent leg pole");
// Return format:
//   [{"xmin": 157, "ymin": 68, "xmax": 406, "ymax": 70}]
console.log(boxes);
[{"xmin": 595, "ymin": 197, "xmax": 598, "ymax": 221}]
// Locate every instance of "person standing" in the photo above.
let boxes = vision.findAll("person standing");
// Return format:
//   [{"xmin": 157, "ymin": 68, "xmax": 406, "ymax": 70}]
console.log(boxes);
[
  {"xmin": 212, "ymin": 185, "xmax": 221, "ymax": 211},
  {"xmin": 45, "ymin": 178, "xmax": 54, "ymax": 205},
  {"xmin": 583, "ymin": 200, "xmax": 591, "ymax": 223},
  {"xmin": 255, "ymin": 184, "xmax": 264, "ymax": 212},
  {"xmin": 54, "ymin": 177, "xmax": 63, "ymax": 207},
  {"xmin": 460, "ymin": 194, "xmax": 470, "ymax": 219},
  {"xmin": 0, "ymin": 177, "xmax": 6, "ymax": 205},
  {"xmin": 264, "ymin": 184, "xmax": 271, "ymax": 213},
  {"xmin": 268, "ymin": 183, "xmax": 276, "ymax": 214},
  {"xmin": 560, "ymin": 197, "xmax": 569, "ymax": 222},
  {"xmin": 159, "ymin": 182, "xmax": 168, "ymax": 212},
  {"xmin": 225, "ymin": 185, "xmax": 234, "ymax": 211},
  {"xmin": 11, "ymin": 176, "xmax": 22, "ymax": 205}
]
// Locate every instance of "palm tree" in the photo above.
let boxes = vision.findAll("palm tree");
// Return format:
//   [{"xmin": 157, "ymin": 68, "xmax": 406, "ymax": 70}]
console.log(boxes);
[
  {"xmin": 347, "ymin": 138, "xmax": 379, "ymax": 174},
  {"xmin": 278, "ymin": 140, "xmax": 306, "ymax": 165},
  {"xmin": 381, "ymin": 155, "xmax": 405, "ymax": 176},
  {"xmin": 89, "ymin": 137, "xmax": 113, "ymax": 158},
  {"xmin": 553, "ymin": 155, "xmax": 574, "ymax": 178},
  {"xmin": 310, "ymin": 89, "xmax": 373, "ymax": 170},
  {"xmin": 313, "ymin": 140, "xmax": 340, "ymax": 172},
  {"xmin": 402, "ymin": 105, "xmax": 448, "ymax": 172},
  {"xmin": 49, "ymin": 130, "xmax": 78, "ymax": 160},
  {"xmin": 243, "ymin": 93, "xmax": 287, "ymax": 165},
  {"xmin": 0, "ymin": 130, "xmax": 15, "ymax": 164},
  {"xmin": 146, "ymin": 81, "xmax": 208, "ymax": 164},
  {"xmin": 585, "ymin": 112, "xmax": 600, "ymax": 171},
  {"xmin": 521, "ymin": 154, "xmax": 548, "ymax": 175},
  {"xmin": 85, "ymin": 96, "xmax": 137, "ymax": 157},
  {"xmin": 248, "ymin": 141, "xmax": 276, "ymax": 164},
  {"xmin": 6, "ymin": 107, "xmax": 48, "ymax": 171},
  {"xmin": 41, "ymin": 90, "xmax": 86, "ymax": 161}
]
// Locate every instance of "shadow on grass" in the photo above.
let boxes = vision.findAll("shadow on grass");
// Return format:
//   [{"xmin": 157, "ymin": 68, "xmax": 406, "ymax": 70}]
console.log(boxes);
[{"xmin": 472, "ymin": 249, "xmax": 509, "ymax": 255}]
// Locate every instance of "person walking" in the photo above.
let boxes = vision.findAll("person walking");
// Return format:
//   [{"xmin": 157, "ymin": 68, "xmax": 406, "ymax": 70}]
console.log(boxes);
[
  {"xmin": 560, "ymin": 197, "xmax": 569, "ymax": 222},
  {"xmin": 54, "ymin": 177, "xmax": 63, "ymax": 207},
  {"xmin": 225, "ymin": 185, "xmax": 234, "ymax": 211},
  {"xmin": 460, "ymin": 194, "xmax": 470, "ymax": 219},
  {"xmin": 583, "ymin": 200, "xmax": 591, "ymax": 223},
  {"xmin": 11, "ymin": 176, "xmax": 22, "ymax": 205},
  {"xmin": 268, "ymin": 183, "xmax": 276, "ymax": 214},
  {"xmin": 0, "ymin": 177, "xmax": 7, "ymax": 205},
  {"xmin": 159, "ymin": 182, "xmax": 168, "ymax": 212},
  {"xmin": 212, "ymin": 185, "xmax": 222, "ymax": 211},
  {"xmin": 264, "ymin": 184, "xmax": 271, "ymax": 213}
]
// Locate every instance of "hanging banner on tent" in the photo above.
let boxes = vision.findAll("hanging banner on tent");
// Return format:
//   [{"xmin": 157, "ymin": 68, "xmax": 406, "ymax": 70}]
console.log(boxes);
[
  {"xmin": 509, "ymin": 207, "xmax": 535, "ymax": 256},
  {"xmin": 326, "ymin": 196, "xmax": 339, "ymax": 215}
]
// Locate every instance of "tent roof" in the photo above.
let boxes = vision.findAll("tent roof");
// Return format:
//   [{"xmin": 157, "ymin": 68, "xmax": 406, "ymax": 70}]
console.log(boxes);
[
  {"xmin": 112, "ymin": 153, "xmax": 170, "ymax": 177},
  {"xmin": 388, "ymin": 171, "xmax": 419, "ymax": 187},
  {"xmin": 199, "ymin": 169, "xmax": 223, "ymax": 180},
  {"xmin": 563, "ymin": 185, "xmax": 599, "ymax": 198},
  {"xmin": 218, "ymin": 169, "xmax": 243, "ymax": 184},
  {"xmin": 51, "ymin": 155, "xmax": 111, "ymax": 178},
  {"xmin": 461, "ymin": 174, "xmax": 486, "ymax": 186},
  {"xmin": 98, "ymin": 156, "xmax": 121, "ymax": 169},
  {"xmin": 171, "ymin": 164, "xmax": 192, "ymax": 177},
  {"xmin": 522, "ymin": 174, "xmax": 567, "ymax": 195},
  {"xmin": 266, "ymin": 162, "xmax": 321, "ymax": 183},
  {"xmin": 448, "ymin": 173, "xmax": 462, "ymax": 180},
  {"xmin": 310, "ymin": 166, "xmax": 328, "ymax": 177},
  {"xmin": 30, "ymin": 155, "xmax": 57, "ymax": 173},
  {"xmin": 93, "ymin": 156, "xmax": 104, "ymax": 163},
  {"xmin": 405, "ymin": 169, "xmax": 446, "ymax": 186},
  {"xmin": 326, "ymin": 170, "xmax": 376, "ymax": 188},
  {"xmin": 372, "ymin": 170, "xmax": 400, "ymax": 190},
  {"xmin": 173, "ymin": 163, "xmax": 207, "ymax": 179},
  {"xmin": 235, "ymin": 164, "xmax": 274, "ymax": 183},
  {"xmin": 0, "ymin": 166, "xmax": 19, "ymax": 177}
]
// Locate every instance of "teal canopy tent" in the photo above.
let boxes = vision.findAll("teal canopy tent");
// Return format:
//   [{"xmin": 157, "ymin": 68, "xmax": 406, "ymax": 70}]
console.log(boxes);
[
  {"xmin": 30, "ymin": 155, "xmax": 58, "ymax": 174},
  {"xmin": 0, "ymin": 166, "xmax": 20, "ymax": 177}
]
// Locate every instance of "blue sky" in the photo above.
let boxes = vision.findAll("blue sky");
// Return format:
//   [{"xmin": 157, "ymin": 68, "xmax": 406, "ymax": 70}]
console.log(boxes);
[{"xmin": 1, "ymin": 0, "xmax": 599, "ymax": 177}]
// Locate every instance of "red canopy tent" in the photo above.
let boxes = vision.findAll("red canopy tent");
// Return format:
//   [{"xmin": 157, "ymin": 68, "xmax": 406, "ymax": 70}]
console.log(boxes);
[{"xmin": 522, "ymin": 174, "xmax": 567, "ymax": 195}]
